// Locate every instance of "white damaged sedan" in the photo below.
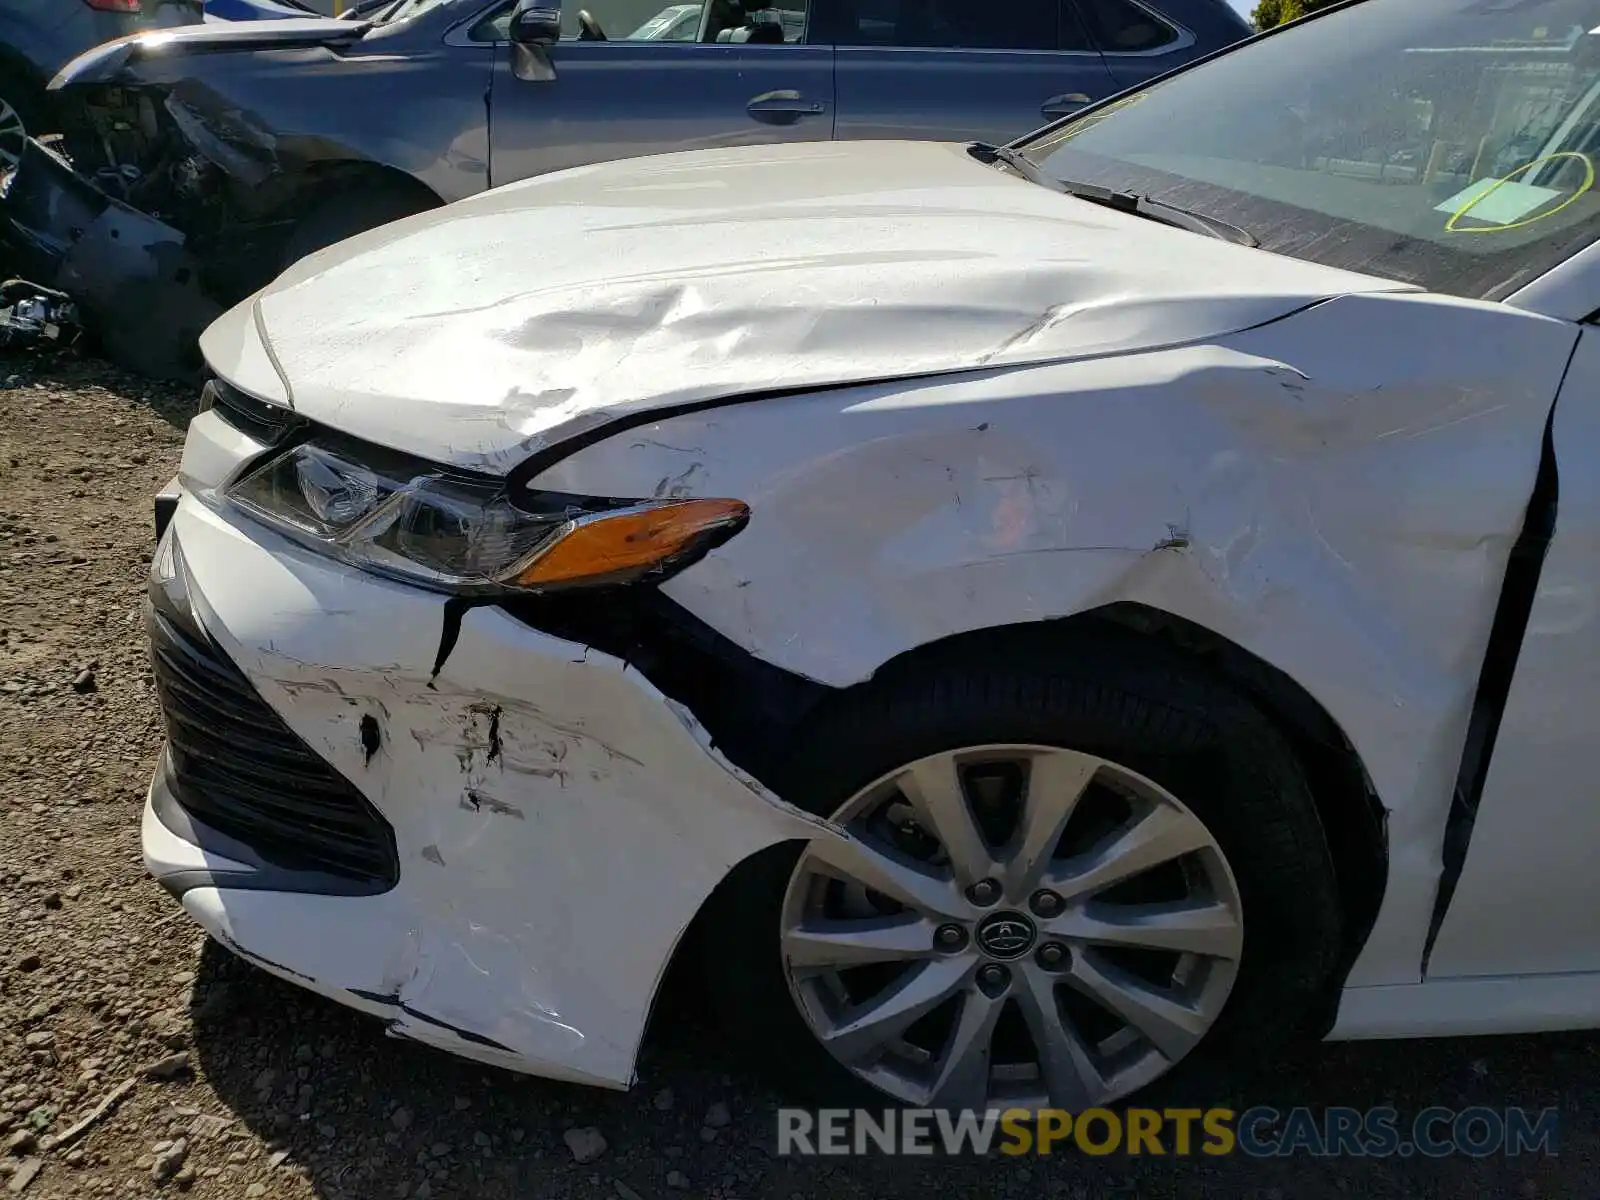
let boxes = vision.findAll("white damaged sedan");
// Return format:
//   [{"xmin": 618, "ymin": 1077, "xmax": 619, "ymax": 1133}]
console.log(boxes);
[{"xmin": 145, "ymin": 0, "xmax": 1600, "ymax": 1111}]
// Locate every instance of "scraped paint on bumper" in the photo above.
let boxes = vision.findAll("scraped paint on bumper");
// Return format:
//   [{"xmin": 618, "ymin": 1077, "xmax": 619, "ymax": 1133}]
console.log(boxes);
[{"xmin": 142, "ymin": 495, "xmax": 826, "ymax": 1088}]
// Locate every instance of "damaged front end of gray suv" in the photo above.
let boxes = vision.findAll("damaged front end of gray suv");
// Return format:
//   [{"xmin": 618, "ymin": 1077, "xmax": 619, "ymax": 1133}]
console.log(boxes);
[{"xmin": 0, "ymin": 13, "xmax": 478, "ymax": 377}]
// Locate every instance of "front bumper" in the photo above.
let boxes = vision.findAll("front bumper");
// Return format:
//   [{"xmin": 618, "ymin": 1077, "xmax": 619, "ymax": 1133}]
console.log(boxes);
[
  {"xmin": 144, "ymin": 492, "xmax": 826, "ymax": 1088},
  {"xmin": 0, "ymin": 137, "xmax": 219, "ymax": 378}
]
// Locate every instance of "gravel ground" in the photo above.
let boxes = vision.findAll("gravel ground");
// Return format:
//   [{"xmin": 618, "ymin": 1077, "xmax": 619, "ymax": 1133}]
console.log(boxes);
[{"xmin": 0, "ymin": 350, "xmax": 1596, "ymax": 1200}]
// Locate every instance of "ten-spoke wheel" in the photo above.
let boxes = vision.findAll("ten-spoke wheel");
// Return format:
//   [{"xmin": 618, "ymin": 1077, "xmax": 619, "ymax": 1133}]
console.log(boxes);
[
  {"xmin": 780, "ymin": 746, "xmax": 1244, "ymax": 1110},
  {"xmin": 705, "ymin": 633, "xmax": 1343, "ymax": 1109}
]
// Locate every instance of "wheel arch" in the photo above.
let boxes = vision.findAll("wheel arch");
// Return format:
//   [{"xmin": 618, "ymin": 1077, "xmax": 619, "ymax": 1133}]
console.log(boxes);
[
  {"xmin": 842, "ymin": 604, "xmax": 1387, "ymax": 1036},
  {"xmin": 267, "ymin": 159, "xmax": 445, "ymax": 225},
  {"xmin": 644, "ymin": 602, "xmax": 1387, "ymax": 1061},
  {"xmin": 1081, "ymin": 601, "xmax": 1388, "ymax": 1033}
]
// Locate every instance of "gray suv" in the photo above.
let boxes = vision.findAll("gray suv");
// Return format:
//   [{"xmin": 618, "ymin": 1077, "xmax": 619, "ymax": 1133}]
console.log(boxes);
[
  {"xmin": 1, "ymin": 0, "xmax": 1248, "ymax": 376},
  {"xmin": 0, "ymin": 0, "xmax": 201, "ymax": 169}
]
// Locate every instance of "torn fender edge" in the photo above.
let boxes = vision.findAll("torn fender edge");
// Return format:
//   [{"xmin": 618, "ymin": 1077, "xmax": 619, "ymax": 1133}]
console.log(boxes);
[
  {"xmin": 346, "ymin": 989, "xmax": 520, "ymax": 1055},
  {"xmin": 212, "ymin": 935, "xmax": 532, "ymax": 1068},
  {"xmin": 1422, "ymin": 370, "xmax": 1566, "ymax": 974},
  {"xmin": 215, "ymin": 932, "xmax": 603, "ymax": 1081}
]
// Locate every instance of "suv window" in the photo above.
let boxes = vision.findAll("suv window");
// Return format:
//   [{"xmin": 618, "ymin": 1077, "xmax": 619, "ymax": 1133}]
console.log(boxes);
[
  {"xmin": 836, "ymin": 0, "xmax": 1081, "ymax": 50},
  {"xmin": 1077, "ymin": 0, "xmax": 1178, "ymax": 53},
  {"xmin": 471, "ymin": 0, "xmax": 807, "ymax": 42}
]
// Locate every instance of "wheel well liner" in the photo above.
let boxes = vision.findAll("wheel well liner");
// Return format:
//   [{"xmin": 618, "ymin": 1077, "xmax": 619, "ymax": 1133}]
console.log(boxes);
[{"xmin": 273, "ymin": 160, "xmax": 443, "ymax": 221}]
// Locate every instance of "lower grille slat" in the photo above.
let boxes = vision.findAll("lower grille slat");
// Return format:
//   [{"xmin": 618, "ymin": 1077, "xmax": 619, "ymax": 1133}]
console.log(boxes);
[{"xmin": 148, "ymin": 605, "xmax": 399, "ymax": 886}]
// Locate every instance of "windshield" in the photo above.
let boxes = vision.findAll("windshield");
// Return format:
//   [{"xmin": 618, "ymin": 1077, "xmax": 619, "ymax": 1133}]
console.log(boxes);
[{"xmin": 1021, "ymin": 0, "xmax": 1600, "ymax": 300}]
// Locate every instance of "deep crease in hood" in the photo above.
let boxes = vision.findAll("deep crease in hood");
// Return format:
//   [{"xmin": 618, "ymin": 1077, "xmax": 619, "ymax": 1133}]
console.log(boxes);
[
  {"xmin": 51, "ymin": 16, "xmax": 368, "ymax": 85},
  {"xmin": 205, "ymin": 140, "xmax": 1420, "ymax": 474}
]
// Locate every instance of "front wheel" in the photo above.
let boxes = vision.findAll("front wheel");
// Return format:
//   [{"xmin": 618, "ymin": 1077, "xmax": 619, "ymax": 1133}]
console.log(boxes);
[
  {"xmin": 705, "ymin": 633, "xmax": 1344, "ymax": 1111},
  {"xmin": 0, "ymin": 75, "xmax": 43, "ymax": 171}
]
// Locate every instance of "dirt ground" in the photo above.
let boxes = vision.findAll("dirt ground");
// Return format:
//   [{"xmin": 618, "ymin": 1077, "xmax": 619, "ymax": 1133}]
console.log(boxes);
[{"xmin": 0, "ymin": 349, "xmax": 1596, "ymax": 1200}]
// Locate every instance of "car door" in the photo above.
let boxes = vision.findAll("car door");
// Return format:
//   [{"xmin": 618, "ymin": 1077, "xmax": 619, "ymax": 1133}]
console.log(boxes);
[
  {"xmin": 819, "ymin": 0, "xmax": 1117, "ymax": 146},
  {"xmin": 476, "ymin": 0, "xmax": 835, "ymax": 187},
  {"xmin": 1423, "ymin": 320, "xmax": 1600, "ymax": 980}
]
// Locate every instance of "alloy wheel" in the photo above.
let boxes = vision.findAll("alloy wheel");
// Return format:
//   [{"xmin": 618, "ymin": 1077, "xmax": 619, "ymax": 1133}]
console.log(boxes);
[
  {"xmin": 0, "ymin": 95, "xmax": 25, "ymax": 171},
  {"xmin": 779, "ymin": 745, "xmax": 1244, "ymax": 1110}
]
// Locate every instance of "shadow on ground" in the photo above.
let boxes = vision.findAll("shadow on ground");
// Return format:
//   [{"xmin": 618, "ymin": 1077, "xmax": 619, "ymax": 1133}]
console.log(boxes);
[
  {"xmin": 188, "ymin": 940, "xmax": 1596, "ymax": 1200},
  {"xmin": 1, "ymin": 348, "xmax": 200, "ymax": 430}
]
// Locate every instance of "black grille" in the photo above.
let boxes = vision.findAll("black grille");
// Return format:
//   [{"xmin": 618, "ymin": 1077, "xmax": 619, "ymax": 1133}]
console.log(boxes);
[{"xmin": 148, "ymin": 606, "xmax": 399, "ymax": 887}]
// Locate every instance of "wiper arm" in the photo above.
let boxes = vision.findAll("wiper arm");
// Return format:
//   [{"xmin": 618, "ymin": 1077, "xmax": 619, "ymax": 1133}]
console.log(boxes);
[
  {"xmin": 1062, "ymin": 181, "xmax": 1259, "ymax": 247},
  {"xmin": 966, "ymin": 143, "xmax": 1258, "ymax": 248},
  {"xmin": 967, "ymin": 142, "xmax": 1067, "ymax": 193}
]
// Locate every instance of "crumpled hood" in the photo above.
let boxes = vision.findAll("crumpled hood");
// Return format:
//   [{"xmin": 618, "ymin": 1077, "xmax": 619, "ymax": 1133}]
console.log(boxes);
[
  {"xmin": 51, "ymin": 16, "xmax": 367, "ymax": 85},
  {"xmin": 208, "ymin": 140, "xmax": 1417, "ymax": 474}
]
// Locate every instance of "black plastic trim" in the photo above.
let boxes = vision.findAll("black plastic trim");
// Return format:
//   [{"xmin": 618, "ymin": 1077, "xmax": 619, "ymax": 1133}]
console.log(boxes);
[
  {"xmin": 148, "ymin": 591, "xmax": 401, "ymax": 888},
  {"xmin": 206, "ymin": 378, "xmax": 304, "ymax": 446},
  {"xmin": 154, "ymin": 475, "xmax": 181, "ymax": 542},
  {"xmin": 498, "ymin": 586, "xmax": 832, "ymax": 785},
  {"xmin": 150, "ymin": 762, "xmax": 394, "ymax": 899}
]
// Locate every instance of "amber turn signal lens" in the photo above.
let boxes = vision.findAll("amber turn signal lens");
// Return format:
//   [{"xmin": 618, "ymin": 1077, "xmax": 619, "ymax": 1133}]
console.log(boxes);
[{"xmin": 511, "ymin": 498, "xmax": 749, "ymax": 588}]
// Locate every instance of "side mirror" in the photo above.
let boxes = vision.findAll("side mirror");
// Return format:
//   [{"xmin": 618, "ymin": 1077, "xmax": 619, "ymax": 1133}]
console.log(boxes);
[
  {"xmin": 509, "ymin": 0, "xmax": 562, "ymax": 45},
  {"xmin": 508, "ymin": 0, "xmax": 560, "ymax": 81}
]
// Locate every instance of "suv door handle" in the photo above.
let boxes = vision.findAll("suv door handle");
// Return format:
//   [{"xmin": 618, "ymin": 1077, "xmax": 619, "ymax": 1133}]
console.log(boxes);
[
  {"xmin": 1041, "ymin": 92, "xmax": 1092, "ymax": 117},
  {"xmin": 747, "ymin": 90, "xmax": 827, "ymax": 125}
]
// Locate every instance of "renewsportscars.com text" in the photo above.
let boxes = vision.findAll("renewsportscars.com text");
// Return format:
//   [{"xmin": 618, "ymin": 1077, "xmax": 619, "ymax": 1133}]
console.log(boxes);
[{"xmin": 776, "ymin": 1106, "xmax": 1559, "ymax": 1158}]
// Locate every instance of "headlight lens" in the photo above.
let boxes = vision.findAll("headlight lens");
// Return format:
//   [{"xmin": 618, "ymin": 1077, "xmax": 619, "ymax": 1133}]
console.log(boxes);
[{"xmin": 223, "ymin": 437, "xmax": 748, "ymax": 594}]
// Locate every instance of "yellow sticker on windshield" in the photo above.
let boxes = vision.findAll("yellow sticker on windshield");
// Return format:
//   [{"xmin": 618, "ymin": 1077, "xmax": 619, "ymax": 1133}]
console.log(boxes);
[{"xmin": 1443, "ymin": 152, "xmax": 1595, "ymax": 233}]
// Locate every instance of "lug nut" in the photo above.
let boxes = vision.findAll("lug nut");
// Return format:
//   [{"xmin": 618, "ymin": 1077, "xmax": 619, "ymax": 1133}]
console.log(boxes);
[
  {"xmin": 935, "ymin": 923, "xmax": 966, "ymax": 952},
  {"xmin": 976, "ymin": 963, "xmax": 1010, "ymax": 995},
  {"xmin": 1034, "ymin": 942, "xmax": 1068, "ymax": 971},
  {"xmin": 1030, "ymin": 889, "xmax": 1063, "ymax": 917},
  {"xmin": 966, "ymin": 879, "xmax": 1001, "ymax": 906}
]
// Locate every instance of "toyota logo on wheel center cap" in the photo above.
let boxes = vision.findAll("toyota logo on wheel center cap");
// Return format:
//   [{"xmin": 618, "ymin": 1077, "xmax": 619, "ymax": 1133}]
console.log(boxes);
[{"xmin": 974, "ymin": 911, "xmax": 1037, "ymax": 959}]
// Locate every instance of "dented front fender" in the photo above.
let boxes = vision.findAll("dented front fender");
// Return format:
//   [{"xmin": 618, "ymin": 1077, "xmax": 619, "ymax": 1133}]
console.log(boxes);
[{"xmin": 526, "ymin": 290, "xmax": 1579, "ymax": 994}]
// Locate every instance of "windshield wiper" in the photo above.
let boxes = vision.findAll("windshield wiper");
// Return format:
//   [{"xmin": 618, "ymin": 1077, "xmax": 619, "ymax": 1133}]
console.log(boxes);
[
  {"xmin": 1060, "ymin": 181, "xmax": 1259, "ymax": 248},
  {"xmin": 968, "ymin": 142, "xmax": 1068, "ymax": 192},
  {"xmin": 966, "ymin": 142, "xmax": 1259, "ymax": 248}
]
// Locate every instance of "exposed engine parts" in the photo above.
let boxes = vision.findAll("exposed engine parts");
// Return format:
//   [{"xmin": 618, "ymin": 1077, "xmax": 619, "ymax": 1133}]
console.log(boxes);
[{"xmin": 0, "ymin": 280, "xmax": 80, "ymax": 351}]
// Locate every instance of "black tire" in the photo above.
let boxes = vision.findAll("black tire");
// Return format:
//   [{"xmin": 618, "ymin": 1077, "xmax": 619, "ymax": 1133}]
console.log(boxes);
[
  {"xmin": 701, "ymin": 627, "xmax": 1344, "ymax": 1107},
  {"xmin": 280, "ymin": 182, "xmax": 438, "ymax": 271}
]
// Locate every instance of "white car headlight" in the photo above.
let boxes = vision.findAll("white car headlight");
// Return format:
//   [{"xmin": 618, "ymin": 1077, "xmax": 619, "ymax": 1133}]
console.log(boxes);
[{"xmin": 223, "ymin": 436, "xmax": 749, "ymax": 594}]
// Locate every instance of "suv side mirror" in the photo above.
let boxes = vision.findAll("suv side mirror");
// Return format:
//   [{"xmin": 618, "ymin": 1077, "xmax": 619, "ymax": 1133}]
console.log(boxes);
[
  {"xmin": 509, "ymin": 0, "xmax": 562, "ymax": 44},
  {"xmin": 508, "ymin": 0, "xmax": 560, "ymax": 81}
]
